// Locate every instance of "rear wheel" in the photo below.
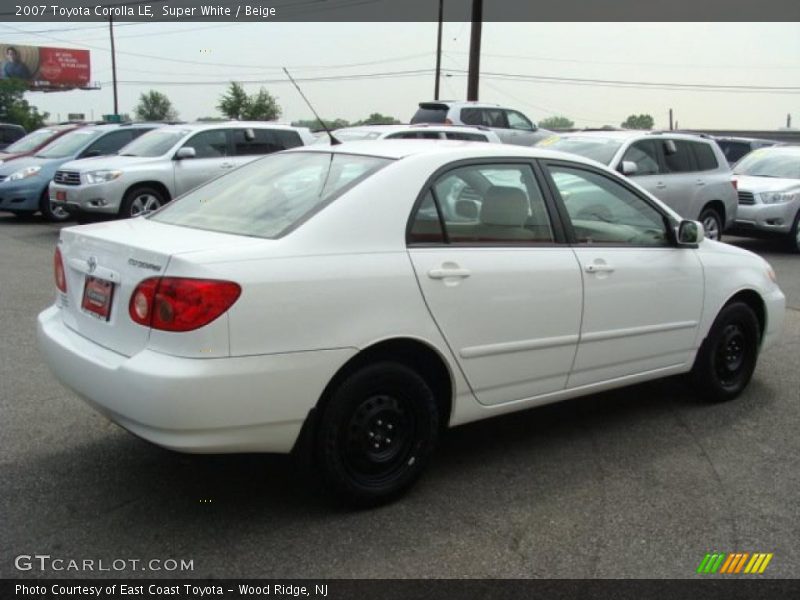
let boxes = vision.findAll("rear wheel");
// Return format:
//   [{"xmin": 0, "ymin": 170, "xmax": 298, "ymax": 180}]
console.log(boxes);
[
  {"xmin": 316, "ymin": 362, "xmax": 439, "ymax": 506},
  {"xmin": 691, "ymin": 302, "xmax": 760, "ymax": 402},
  {"xmin": 698, "ymin": 207, "xmax": 723, "ymax": 242},
  {"xmin": 121, "ymin": 186, "xmax": 166, "ymax": 219},
  {"xmin": 39, "ymin": 189, "xmax": 71, "ymax": 223}
]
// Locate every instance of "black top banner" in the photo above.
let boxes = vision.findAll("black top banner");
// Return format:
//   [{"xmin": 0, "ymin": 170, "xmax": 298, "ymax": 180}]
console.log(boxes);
[{"xmin": 1, "ymin": 0, "xmax": 800, "ymax": 22}]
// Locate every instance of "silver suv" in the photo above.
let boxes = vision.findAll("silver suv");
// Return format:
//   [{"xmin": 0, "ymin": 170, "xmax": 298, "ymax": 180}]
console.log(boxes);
[
  {"xmin": 540, "ymin": 131, "xmax": 737, "ymax": 240},
  {"xmin": 410, "ymin": 101, "xmax": 553, "ymax": 146},
  {"xmin": 50, "ymin": 122, "xmax": 315, "ymax": 220}
]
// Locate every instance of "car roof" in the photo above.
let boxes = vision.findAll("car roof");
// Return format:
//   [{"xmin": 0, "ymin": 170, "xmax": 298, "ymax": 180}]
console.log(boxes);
[
  {"xmin": 152, "ymin": 121, "xmax": 311, "ymax": 133},
  {"xmin": 554, "ymin": 130, "xmax": 718, "ymax": 143},
  {"xmin": 290, "ymin": 139, "xmax": 601, "ymax": 163},
  {"xmin": 417, "ymin": 101, "xmax": 503, "ymax": 109},
  {"xmin": 333, "ymin": 124, "xmax": 495, "ymax": 135}
]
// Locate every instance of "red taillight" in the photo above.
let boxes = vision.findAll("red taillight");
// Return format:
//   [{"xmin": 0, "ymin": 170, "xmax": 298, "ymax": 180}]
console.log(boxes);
[
  {"xmin": 54, "ymin": 247, "xmax": 67, "ymax": 293},
  {"xmin": 731, "ymin": 178, "xmax": 738, "ymax": 191},
  {"xmin": 129, "ymin": 277, "xmax": 241, "ymax": 332},
  {"xmin": 444, "ymin": 118, "xmax": 453, "ymax": 125}
]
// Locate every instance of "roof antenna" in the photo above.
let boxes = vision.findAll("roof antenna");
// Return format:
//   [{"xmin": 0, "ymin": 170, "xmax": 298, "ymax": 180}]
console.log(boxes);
[{"xmin": 283, "ymin": 67, "xmax": 341, "ymax": 145}]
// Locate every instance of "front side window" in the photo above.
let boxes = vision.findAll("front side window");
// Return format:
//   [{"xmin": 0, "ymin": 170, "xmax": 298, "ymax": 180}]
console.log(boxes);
[
  {"xmin": 621, "ymin": 140, "xmax": 661, "ymax": 176},
  {"xmin": 506, "ymin": 110, "xmax": 533, "ymax": 131},
  {"xmin": 151, "ymin": 152, "xmax": 391, "ymax": 239},
  {"xmin": 547, "ymin": 165, "xmax": 669, "ymax": 246},
  {"xmin": 663, "ymin": 140, "xmax": 695, "ymax": 173},
  {"xmin": 231, "ymin": 128, "xmax": 304, "ymax": 156},
  {"xmin": 408, "ymin": 163, "xmax": 554, "ymax": 244},
  {"xmin": 183, "ymin": 129, "xmax": 229, "ymax": 158}
]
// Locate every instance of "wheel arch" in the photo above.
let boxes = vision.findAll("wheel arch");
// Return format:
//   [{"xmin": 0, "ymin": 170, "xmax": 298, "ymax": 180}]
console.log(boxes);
[
  {"xmin": 700, "ymin": 199, "xmax": 726, "ymax": 225},
  {"xmin": 722, "ymin": 288, "xmax": 767, "ymax": 343},
  {"xmin": 122, "ymin": 180, "xmax": 172, "ymax": 204}
]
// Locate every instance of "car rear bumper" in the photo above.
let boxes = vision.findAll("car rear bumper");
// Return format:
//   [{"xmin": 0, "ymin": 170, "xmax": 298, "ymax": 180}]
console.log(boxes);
[
  {"xmin": 37, "ymin": 305, "xmax": 356, "ymax": 454},
  {"xmin": 732, "ymin": 201, "xmax": 799, "ymax": 235}
]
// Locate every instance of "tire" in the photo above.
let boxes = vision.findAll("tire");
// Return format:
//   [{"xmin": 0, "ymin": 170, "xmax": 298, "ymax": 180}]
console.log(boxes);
[
  {"xmin": 691, "ymin": 302, "xmax": 760, "ymax": 402},
  {"xmin": 698, "ymin": 207, "xmax": 723, "ymax": 242},
  {"xmin": 120, "ymin": 186, "xmax": 166, "ymax": 219},
  {"xmin": 316, "ymin": 361, "xmax": 439, "ymax": 506},
  {"xmin": 39, "ymin": 189, "xmax": 71, "ymax": 223},
  {"xmin": 787, "ymin": 210, "xmax": 800, "ymax": 254}
]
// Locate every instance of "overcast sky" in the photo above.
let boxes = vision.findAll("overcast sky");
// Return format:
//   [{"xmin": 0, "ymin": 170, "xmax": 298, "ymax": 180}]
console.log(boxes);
[{"xmin": 3, "ymin": 21, "xmax": 799, "ymax": 129}]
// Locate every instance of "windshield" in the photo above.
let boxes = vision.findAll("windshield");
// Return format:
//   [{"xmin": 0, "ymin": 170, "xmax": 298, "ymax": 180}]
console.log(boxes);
[
  {"xmin": 538, "ymin": 136, "xmax": 623, "ymax": 165},
  {"xmin": 119, "ymin": 129, "xmax": 188, "ymax": 157},
  {"xmin": 151, "ymin": 152, "xmax": 392, "ymax": 238},
  {"xmin": 733, "ymin": 150, "xmax": 800, "ymax": 179},
  {"xmin": 332, "ymin": 130, "xmax": 383, "ymax": 142},
  {"xmin": 3, "ymin": 128, "xmax": 61, "ymax": 154},
  {"xmin": 35, "ymin": 129, "xmax": 102, "ymax": 159}
]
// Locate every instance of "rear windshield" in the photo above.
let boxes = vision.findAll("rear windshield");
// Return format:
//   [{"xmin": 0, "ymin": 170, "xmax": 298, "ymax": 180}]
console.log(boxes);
[
  {"xmin": 733, "ymin": 150, "xmax": 800, "ymax": 179},
  {"xmin": 120, "ymin": 129, "xmax": 188, "ymax": 157},
  {"xmin": 538, "ymin": 136, "xmax": 622, "ymax": 165},
  {"xmin": 35, "ymin": 129, "xmax": 103, "ymax": 159},
  {"xmin": 3, "ymin": 128, "xmax": 60, "ymax": 154},
  {"xmin": 332, "ymin": 129, "xmax": 384, "ymax": 142},
  {"xmin": 150, "ymin": 152, "xmax": 392, "ymax": 239},
  {"xmin": 410, "ymin": 105, "xmax": 448, "ymax": 124}
]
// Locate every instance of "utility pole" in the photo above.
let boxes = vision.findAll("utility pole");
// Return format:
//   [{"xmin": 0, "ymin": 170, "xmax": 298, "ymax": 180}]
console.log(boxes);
[
  {"xmin": 669, "ymin": 108, "xmax": 673, "ymax": 131},
  {"xmin": 109, "ymin": 15, "xmax": 118, "ymax": 116},
  {"xmin": 434, "ymin": 0, "xmax": 443, "ymax": 100},
  {"xmin": 466, "ymin": 0, "xmax": 482, "ymax": 101}
]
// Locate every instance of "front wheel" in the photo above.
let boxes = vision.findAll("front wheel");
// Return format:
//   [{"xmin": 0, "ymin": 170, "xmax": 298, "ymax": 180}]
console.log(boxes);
[
  {"xmin": 698, "ymin": 207, "xmax": 723, "ymax": 242},
  {"xmin": 316, "ymin": 362, "xmax": 439, "ymax": 506},
  {"xmin": 39, "ymin": 189, "xmax": 71, "ymax": 223},
  {"xmin": 691, "ymin": 302, "xmax": 760, "ymax": 402},
  {"xmin": 121, "ymin": 186, "xmax": 166, "ymax": 219}
]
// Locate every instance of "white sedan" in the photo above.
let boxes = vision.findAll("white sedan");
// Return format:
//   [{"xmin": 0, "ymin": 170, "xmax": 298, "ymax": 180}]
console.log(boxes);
[{"xmin": 38, "ymin": 141, "xmax": 786, "ymax": 505}]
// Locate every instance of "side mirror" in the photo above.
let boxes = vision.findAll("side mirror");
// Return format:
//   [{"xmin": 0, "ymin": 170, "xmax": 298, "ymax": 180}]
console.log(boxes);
[
  {"xmin": 663, "ymin": 140, "xmax": 677, "ymax": 155},
  {"xmin": 619, "ymin": 160, "xmax": 638, "ymax": 176},
  {"xmin": 530, "ymin": 122, "xmax": 538, "ymax": 132},
  {"xmin": 244, "ymin": 128, "xmax": 256, "ymax": 142},
  {"xmin": 175, "ymin": 146, "xmax": 196, "ymax": 160},
  {"xmin": 677, "ymin": 220, "xmax": 705, "ymax": 246},
  {"xmin": 455, "ymin": 199, "xmax": 479, "ymax": 220}
]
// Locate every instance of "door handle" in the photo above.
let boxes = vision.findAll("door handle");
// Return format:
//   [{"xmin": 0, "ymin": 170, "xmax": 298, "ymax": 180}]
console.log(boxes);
[
  {"xmin": 584, "ymin": 263, "xmax": 615, "ymax": 274},
  {"xmin": 655, "ymin": 182, "xmax": 667, "ymax": 190},
  {"xmin": 696, "ymin": 179, "xmax": 706, "ymax": 186},
  {"xmin": 428, "ymin": 267, "xmax": 471, "ymax": 279},
  {"xmin": 220, "ymin": 162, "xmax": 235, "ymax": 169}
]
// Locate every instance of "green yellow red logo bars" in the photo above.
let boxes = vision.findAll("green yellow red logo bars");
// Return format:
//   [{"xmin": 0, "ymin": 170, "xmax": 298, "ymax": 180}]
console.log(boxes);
[{"xmin": 697, "ymin": 552, "xmax": 774, "ymax": 574}]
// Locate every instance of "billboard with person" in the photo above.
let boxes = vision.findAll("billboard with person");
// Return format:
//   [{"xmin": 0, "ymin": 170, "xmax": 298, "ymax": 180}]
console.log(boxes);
[{"xmin": 0, "ymin": 43, "xmax": 91, "ymax": 89}]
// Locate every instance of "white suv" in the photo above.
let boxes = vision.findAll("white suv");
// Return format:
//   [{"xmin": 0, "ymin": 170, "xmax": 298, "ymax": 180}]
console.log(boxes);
[
  {"xmin": 50, "ymin": 122, "xmax": 315, "ymax": 220},
  {"xmin": 540, "ymin": 131, "xmax": 738, "ymax": 240},
  {"xmin": 410, "ymin": 101, "xmax": 553, "ymax": 146}
]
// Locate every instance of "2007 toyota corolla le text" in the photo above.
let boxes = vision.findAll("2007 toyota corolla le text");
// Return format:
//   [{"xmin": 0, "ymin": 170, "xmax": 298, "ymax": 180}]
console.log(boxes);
[{"xmin": 37, "ymin": 141, "xmax": 786, "ymax": 505}]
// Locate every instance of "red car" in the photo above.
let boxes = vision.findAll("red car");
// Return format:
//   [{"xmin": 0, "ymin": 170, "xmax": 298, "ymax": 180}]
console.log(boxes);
[{"xmin": 0, "ymin": 124, "xmax": 83, "ymax": 165}]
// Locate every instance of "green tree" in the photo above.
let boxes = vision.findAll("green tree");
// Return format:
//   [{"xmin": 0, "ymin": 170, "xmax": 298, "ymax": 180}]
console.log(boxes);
[
  {"xmin": 539, "ymin": 115, "xmax": 574, "ymax": 129},
  {"xmin": 354, "ymin": 113, "xmax": 401, "ymax": 126},
  {"xmin": 218, "ymin": 82, "xmax": 281, "ymax": 121},
  {"xmin": 0, "ymin": 79, "xmax": 49, "ymax": 131},
  {"xmin": 621, "ymin": 114, "xmax": 655, "ymax": 130},
  {"xmin": 133, "ymin": 90, "xmax": 178, "ymax": 121}
]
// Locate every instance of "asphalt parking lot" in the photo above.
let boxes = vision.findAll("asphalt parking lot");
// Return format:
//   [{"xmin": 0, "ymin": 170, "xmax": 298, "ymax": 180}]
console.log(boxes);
[{"xmin": 1, "ymin": 212, "xmax": 798, "ymax": 579}]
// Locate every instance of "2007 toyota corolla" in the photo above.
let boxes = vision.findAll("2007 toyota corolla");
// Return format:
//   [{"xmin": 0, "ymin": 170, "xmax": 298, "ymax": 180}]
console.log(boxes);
[{"xmin": 38, "ymin": 141, "xmax": 786, "ymax": 505}]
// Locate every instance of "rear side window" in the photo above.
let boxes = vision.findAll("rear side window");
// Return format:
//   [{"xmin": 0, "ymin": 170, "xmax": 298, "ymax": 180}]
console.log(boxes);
[
  {"xmin": 445, "ymin": 132, "xmax": 488, "ymax": 142},
  {"xmin": 231, "ymin": 128, "xmax": 303, "ymax": 156},
  {"xmin": 461, "ymin": 108, "xmax": 508, "ymax": 129},
  {"xmin": 460, "ymin": 108, "xmax": 483, "ymax": 126},
  {"xmin": 691, "ymin": 142, "xmax": 719, "ymax": 171},
  {"xmin": 663, "ymin": 140, "xmax": 695, "ymax": 173},
  {"xmin": 410, "ymin": 105, "xmax": 448, "ymax": 124}
]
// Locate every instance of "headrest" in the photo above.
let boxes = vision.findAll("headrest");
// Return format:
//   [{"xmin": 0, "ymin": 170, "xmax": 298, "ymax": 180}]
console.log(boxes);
[{"xmin": 480, "ymin": 186, "xmax": 528, "ymax": 226}]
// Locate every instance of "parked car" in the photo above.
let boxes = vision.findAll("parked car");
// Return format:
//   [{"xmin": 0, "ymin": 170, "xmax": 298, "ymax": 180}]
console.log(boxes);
[
  {"xmin": 324, "ymin": 124, "xmax": 503, "ymax": 144},
  {"xmin": 730, "ymin": 145, "xmax": 800, "ymax": 252},
  {"xmin": 538, "ymin": 131, "xmax": 737, "ymax": 240},
  {"xmin": 0, "ymin": 123, "xmax": 160, "ymax": 221},
  {"xmin": 0, "ymin": 123, "xmax": 83, "ymax": 166},
  {"xmin": 50, "ymin": 122, "xmax": 315, "ymax": 220},
  {"xmin": 410, "ymin": 101, "xmax": 552, "ymax": 146},
  {"xmin": 0, "ymin": 123, "xmax": 26, "ymax": 150},
  {"xmin": 713, "ymin": 136, "xmax": 777, "ymax": 166},
  {"xmin": 38, "ymin": 141, "xmax": 785, "ymax": 505}
]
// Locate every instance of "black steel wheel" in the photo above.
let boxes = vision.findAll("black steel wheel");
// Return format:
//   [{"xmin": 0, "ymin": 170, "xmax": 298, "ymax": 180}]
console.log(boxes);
[
  {"xmin": 691, "ymin": 302, "xmax": 760, "ymax": 402},
  {"xmin": 317, "ymin": 361, "xmax": 439, "ymax": 506}
]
